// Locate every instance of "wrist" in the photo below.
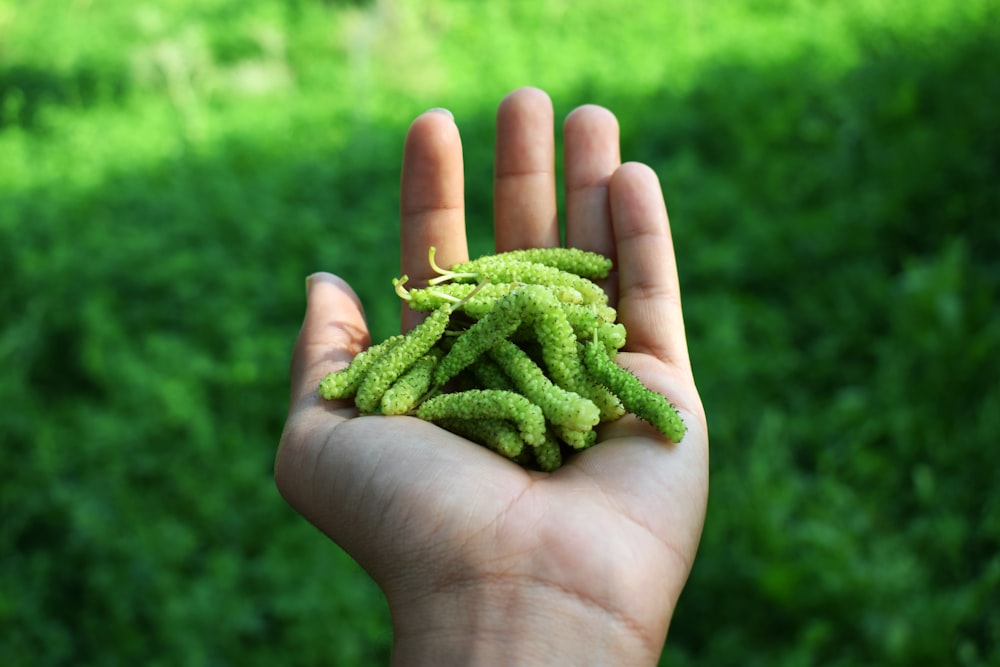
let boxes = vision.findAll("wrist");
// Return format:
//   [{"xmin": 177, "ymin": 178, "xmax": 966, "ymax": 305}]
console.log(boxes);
[{"xmin": 387, "ymin": 575, "xmax": 667, "ymax": 666}]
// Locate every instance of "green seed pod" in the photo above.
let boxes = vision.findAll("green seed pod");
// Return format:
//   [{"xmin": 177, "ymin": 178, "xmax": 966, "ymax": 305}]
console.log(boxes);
[
  {"xmin": 495, "ymin": 247, "xmax": 612, "ymax": 279},
  {"xmin": 523, "ymin": 289, "xmax": 624, "ymax": 421},
  {"xmin": 597, "ymin": 322, "xmax": 627, "ymax": 354},
  {"xmin": 453, "ymin": 283, "xmax": 587, "ymax": 319},
  {"xmin": 488, "ymin": 339, "xmax": 599, "ymax": 431},
  {"xmin": 434, "ymin": 417, "xmax": 525, "ymax": 459},
  {"xmin": 431, "ymin": 288, "xmax": 525, "ymax": 388},
  {"xmin": 400, "ymin": 285, "xmax": 466, "ymax": 312},
  {"xmin": 404, "ymin": 282, "xmax": 586, "ymax": 319},
  {"xmin": 444, "ymin": 257, "xmax": 607, "ymax": 305},
  {"xmin": 580, "ymin": 378, "xmax": 627, "ymax": 422},
  {"xmin": 417, "ymin": 282, "xmax": 624, "ymax": 426},
  {"xmin": 569, "ymin": 322, "xmax": 625, "ymax": 355},
  {"xmin": 531, "ymin": 430, "xmax": 563, "ymax": 472},
  {"xmin": 355, "ymin": 306, "xmax": 451, "ymax": 414},
  {"xmin": 582, "ymin": 338, "xmax": 686, "ymax": 443},
  {"xmin": 465, "ymin": 247, "xmax": 613, "ymax": 280},
  {"xmin": 561, "ymin": 302, "xmax": 617, "ymax": 329},
  {"xmin": 468, "ymin": 356, "xmax": 517, "ymax": 392},
  {"xmin": 380, "ymin": 349, "xmax": 442, "ymax": 415},
  {"xmin": 416, "ymin": 389, "xmax": 546, "ymax": 447},
  {"xmin": 400, "ymin": 282, "xmax": 509, "ymax": 313},
  {"xmin": 513, "ymin": 285, "xmax": 579, "ymax": 387},
  {"xmin": 553, "ymin": 424, "xmax": 598, "ymax": 450},
  {"xmin": 318, "ymin": 334, "xmax": 405, "ymax": 400}
]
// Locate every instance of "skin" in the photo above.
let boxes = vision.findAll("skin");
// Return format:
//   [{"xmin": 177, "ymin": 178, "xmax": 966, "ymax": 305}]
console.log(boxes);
[{"xmin": 275, "ymin": 87, "xmax": 709, "ymax": 666}]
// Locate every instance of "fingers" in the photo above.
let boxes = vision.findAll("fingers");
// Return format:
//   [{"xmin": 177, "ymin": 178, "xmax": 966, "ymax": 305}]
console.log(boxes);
[
  {"xmin": 289, "ymin": 272, "xmax": 370, "ymax": 411},
  {"xmin": 400, "ymin": 108, "xmax": 468, "ymax": 330},
  {"xmin": 493, "ymin": 87, "xmax": 560, "ymax": 252},
  {"xmin": 609, "ymin": 163, "xmax": 691, "ymax": 374},
  {"xmin": 563, "ymin": 104, "xmax": 621, "ymax": 260}
]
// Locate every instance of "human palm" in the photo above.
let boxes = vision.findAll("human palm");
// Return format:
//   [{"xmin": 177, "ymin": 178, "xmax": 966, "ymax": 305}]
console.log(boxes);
[{"xmin": 276, "ymin": 88, "xmax": 708, "ymax": 664}]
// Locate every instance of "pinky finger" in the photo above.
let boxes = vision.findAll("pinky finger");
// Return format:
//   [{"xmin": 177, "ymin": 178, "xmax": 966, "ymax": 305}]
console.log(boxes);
[{"xmin": 609, "ymin": 162, "xmax": 691, "ymax": 375}]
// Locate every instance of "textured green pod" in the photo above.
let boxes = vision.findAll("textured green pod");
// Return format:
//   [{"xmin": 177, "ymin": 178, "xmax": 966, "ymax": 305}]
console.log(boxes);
[
  {"xmin": 400, "ymin": 282, "xmax": 512, "ymax": 313},
  {"xmin": 582, "ymin": 338, "xmax": 686, "ymax": 443},
  {"xmin": 518, "ymin": 288, "xmax": 623, "ymax": 421},
  {"xmin": 380, "ymin": 349, "xmax": 442, "ymax": 415},
  {"xmin": 566, "ymin": 320, "xmax": 626, "ymax": 357},
  {"xmin": 464, "ymin": 284, "xmax": 623, "ymax": 422},
  {"xmin": 489, "ymin": 339, "xmax": 599, "ymax": 431},
  {"xmin": 468, "ymin": 356, "xmax": 517, "ymax": 392},
  {"xmin": 355, "ymin": 306, "xmax": 451, "ymax": 414},
  {"xmin": 317, "ymin": 334, "xmax": 405, "ymax": 400},
  {"xmin": 531, "ymin": 430, "xmax": 563, "ymax": 472},
  {"xmin": 597, "ymin": 322, "xmax": 627, "ymax": 354},
  {"xmin": 561, "ymin": 303, "xmax": 617, "ymax": 333},
  {"xmin": 431, "ymin": 288, "xmax": 525, "ymax": 388},
  {"xmin": 443, "ymin": 257, "xmax": 607, "ymax": 305},
  {"xmin": 416, "ymin": 389, "xmax": 546, "ymax": 447},
  {"xmin": 553, "ymin": 423, "xmax": 598, "ymax": 450},
  {"xmin": 434, "ymin": 417, "xmax": 525, "ymax": 459},
  {"xmin": 452, "ymin": 247, "xmax": 612, "ymax": 281},
  {"xmin": 508, "ymin": 285, "xmax": 579, "ymax": 387},
  {"xmin": 580, "ymin": 377, "xmax": 627, "ymax": 422},
  {"xmin": 316, "ymin": 246, "xmax": 668, "ymax": 471},
  {"xmin": 491, "ymin": 247, "xmax": 613, "ymax": 279},
  {"xmin": 454, "ymin": 283, "xmax": 586, "ymax": 319},
  {"xmin": 401, "ymin": 282, "xmax": 584, "ymax": 318}
]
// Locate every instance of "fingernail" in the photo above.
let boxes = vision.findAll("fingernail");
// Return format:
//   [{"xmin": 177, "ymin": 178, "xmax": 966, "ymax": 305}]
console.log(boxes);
[{"xmin": 426, "ymin": 107, "xmax": 454, "ymax": 120}]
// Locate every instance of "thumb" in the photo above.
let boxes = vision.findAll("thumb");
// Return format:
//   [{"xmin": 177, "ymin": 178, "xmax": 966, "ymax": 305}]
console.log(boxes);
[{"xmin": 288, "ymin": 272, "xmax": 370, "ymax": 408}]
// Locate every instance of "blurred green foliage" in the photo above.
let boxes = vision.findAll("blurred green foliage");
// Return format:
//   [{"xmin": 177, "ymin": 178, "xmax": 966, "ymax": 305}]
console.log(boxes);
[{"xmin": 1, "ymin": 0, "xmax": 997, "ymax": 664}]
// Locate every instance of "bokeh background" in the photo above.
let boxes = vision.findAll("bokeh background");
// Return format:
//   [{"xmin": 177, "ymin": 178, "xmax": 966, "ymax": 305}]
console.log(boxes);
[{"xmin": 2, "ymin": 0, "xmax": 998, "ymax": 664}]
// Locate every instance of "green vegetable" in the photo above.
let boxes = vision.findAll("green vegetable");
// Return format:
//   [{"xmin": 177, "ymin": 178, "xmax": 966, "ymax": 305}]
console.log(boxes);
[
  {"xmin": 582, "ymin": 337, "xmax": 686, "ymax": 443},
  {"xmin": 317, "ymin": 246, "xmax": 686, "ymax": 470},
  {"xmin": 354, "ymin": 305, "xmax": 451, "ymax": 414},
  {"xmin": 417, "ymin": 389, "xmax": 547, "ymax": 448}
]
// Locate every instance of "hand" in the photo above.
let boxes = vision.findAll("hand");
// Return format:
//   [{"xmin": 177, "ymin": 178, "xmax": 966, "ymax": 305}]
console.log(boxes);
[{"xmin": 275, "ymin": 87, "xmax": 709, "ymax": 666}]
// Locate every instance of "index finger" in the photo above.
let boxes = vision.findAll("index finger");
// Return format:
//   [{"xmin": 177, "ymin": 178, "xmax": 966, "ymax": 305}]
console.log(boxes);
[{"xmin": 400, "ymin": 109, "xmax": 469, "ymax": 331}]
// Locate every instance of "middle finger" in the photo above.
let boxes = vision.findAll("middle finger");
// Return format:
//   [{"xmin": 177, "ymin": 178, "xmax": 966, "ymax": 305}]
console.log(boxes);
[{"xmin": 493, "ymin": 87, "xmax": 560, "ymax": 252}]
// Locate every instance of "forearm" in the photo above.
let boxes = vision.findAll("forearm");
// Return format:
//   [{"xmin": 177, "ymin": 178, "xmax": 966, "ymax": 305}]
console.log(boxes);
[{"xmin": 388, "ymin": 578, "xmax": 668, "ymax": 666}]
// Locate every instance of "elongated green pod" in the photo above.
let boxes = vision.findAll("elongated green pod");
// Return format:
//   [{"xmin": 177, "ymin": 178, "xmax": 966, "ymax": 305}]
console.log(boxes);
[
  {"xmin": 468, "ymin": 356, "xmax": 517, "ymax": 392},
  {"xmin": 552, "ymin": 424, "xmax": 598, "ymax": 450},
  {"xmin": 318, "ymin": 334, "xmax": 405, "ymax": 400},
  {"xmin": 399, "ymin": 281, "xmax": 585, "ymax": 318},
  {"xmin": 489, "ymin": 339, "xmax": 599, "ymax": 431},
  {"xmin": 514, "ymin": 287, "xmax": 624, "ymax": 422},
  {"xmin": 597, "ymin": 322, "xmax": 627, "ymax": 354},
  {"xmin": 454, "ymin": 282, "xmax": 585, "ymax": 319},
  {"xmin": 582, "ymin": 338, "xmax": 686, "ymax": 442},
  {"xmin": 438, "ymin": 257, "xmax": 607, "ymax": 305},
  {"xmin": 460, "ymin": 247, "xmax": 612, "ymax": 280},
  {"xmin": 434, "ymin": 417, "xmax": 525, "ymax": 459},
  {"xmin": 431, "ymin": 289, "xmax": 524, "ymax": 388},
  {"xmin": 355, "ymin": 306, "xmax": 451, "ymax": 414},
  {"xmin": 531, "ymin": 430, "xmax": 563, "ymax": 472},
  {"xmin": 416, "ymin": 389, "xmax": 546, "ymax": 447},
  {"xmin": 380, "ymin": 349, "xmax": 442, "ymax": 415},
  {"xmin": 561, "ymin": 302, "xmax": 617, "ymax": 331}
]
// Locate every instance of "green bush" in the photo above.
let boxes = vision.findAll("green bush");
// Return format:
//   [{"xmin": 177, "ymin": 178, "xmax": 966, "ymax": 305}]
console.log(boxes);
[{"xmin": 1, "ymin": 0, "xmax": 997, "ymax": 664}]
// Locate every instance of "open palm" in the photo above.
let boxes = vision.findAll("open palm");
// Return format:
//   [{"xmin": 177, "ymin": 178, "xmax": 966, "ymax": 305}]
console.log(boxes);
[{"xmin": 276, "ymin": 88, "xmax": 708, "ymax": 665}]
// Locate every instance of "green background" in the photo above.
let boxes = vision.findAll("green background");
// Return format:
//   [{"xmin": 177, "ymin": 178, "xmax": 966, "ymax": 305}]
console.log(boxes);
[{"xmin": 2, "ymin": 0, "xmax": 998, "ymax": 664}]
